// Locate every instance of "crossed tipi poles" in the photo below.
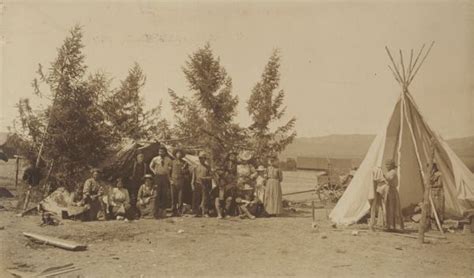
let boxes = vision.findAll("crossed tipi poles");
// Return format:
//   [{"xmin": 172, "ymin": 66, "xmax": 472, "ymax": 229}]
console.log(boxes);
[
  {"xmin": 384, "ymin": 41, "xmax": 445, "ymax": 241},
  {"xmin": 385, "ymin": 41, "xmax": 435, "ymax": 92}
]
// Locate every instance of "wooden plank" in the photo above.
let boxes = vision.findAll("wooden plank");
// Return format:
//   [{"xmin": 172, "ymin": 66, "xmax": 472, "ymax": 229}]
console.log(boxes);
[
  {"xmin": 282, "ymin": 189, "xmax": 314, "ymax": 196},
  {"xmin": 39, "ymin": 267, "xmax": 80, "ymax": 277},
  {"xmin": 23, "ymin": 232, "xmax": 87, "ymax": 251}
]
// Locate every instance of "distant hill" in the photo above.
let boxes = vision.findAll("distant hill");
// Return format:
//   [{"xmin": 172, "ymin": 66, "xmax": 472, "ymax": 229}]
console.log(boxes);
[{"xmin": 281, "ymin": 134, "xmax": 474, "ymax": 172}]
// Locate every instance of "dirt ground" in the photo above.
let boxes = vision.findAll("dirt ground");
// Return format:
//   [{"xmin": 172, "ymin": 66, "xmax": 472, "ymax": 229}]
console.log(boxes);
[{"xmin": 0, "ymin": 162, "xmax": 473, "ymax": 277}]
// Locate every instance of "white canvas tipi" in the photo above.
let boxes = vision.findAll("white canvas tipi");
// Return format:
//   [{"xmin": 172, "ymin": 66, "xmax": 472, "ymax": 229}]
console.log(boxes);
[{"xmin": 330, "ymin": 43, "xmax": 474, "ymax": 225}]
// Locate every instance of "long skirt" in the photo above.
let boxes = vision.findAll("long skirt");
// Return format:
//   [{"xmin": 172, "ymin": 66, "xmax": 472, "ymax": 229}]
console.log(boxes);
[
  {"xmin": 264, "ymin": 178, "xmax": 282, "ymax": 215},
  {"xmin": 385, "ymin": 186, "xmax": 404, "ymax": 229}
]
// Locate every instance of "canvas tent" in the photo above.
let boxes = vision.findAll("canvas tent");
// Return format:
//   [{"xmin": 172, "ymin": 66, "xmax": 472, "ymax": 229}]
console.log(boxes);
[{"xmin": 330, "ymin": 43, "xmax": 474, "ymax": 225}]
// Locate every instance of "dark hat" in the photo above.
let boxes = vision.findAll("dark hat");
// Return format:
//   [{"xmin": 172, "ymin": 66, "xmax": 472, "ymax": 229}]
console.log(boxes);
[{"xmin": 159, "ymin": 145, "xmax": 167, "ymax": 152}]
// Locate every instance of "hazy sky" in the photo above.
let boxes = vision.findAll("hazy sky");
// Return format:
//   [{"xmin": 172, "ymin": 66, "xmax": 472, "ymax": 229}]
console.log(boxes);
[{"xmin": 1, "ymin": 1, "xmax": 473, "ymax": 139}]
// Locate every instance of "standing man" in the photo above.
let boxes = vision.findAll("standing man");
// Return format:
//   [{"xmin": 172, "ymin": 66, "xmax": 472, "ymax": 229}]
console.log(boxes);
[
  {"xmin": 170, "ymin": 149, "xmax": 189, "ymax": 216},
  {"xmin": 128, "ymin": 152, "xmax": 148, "ymax": 217},
  {"xmin": 150, "ymin": 146, "xmax": 172, "ymax": 219},
  {"xmin": 192, "ymin": 151, "xmax": 212, "ymax": 217}
]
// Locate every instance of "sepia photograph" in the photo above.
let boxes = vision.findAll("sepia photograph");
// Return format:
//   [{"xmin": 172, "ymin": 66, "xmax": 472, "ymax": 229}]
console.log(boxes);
[{"xmin": 0, "ymin": 0, "xmax": 473, "ymax": 277}]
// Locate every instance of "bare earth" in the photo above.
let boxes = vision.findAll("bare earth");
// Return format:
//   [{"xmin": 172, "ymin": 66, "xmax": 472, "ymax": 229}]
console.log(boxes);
[{"xmin": 0, "ymin": 164, "xmax": 473, "ymax": 277}]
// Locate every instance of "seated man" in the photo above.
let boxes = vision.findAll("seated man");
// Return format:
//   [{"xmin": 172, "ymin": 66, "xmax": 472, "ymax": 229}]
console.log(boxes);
[
  {"xmin": 137, "ymin": 174, "xmax": 156, "ymax": 218},
  {"xmin": 80, "ymin": 168, "xmax": 106, "ymax": 221},
  {"xmin": 235, "ymin": 185, "xmax": 258, "ymax": 220},
  {"xmin": 108, "ymin": 178, "xmax": 132, "ymax": 220}
]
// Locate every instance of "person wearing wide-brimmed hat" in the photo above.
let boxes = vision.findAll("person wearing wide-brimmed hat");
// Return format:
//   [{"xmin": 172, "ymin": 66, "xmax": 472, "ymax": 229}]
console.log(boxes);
[
  {"xmin": 264, "ymin": 156, "xmax": 283, "ymax": 216},
  {"xmin": 149, "ymin": 146, "xmax": 172, "ymax": 219},
  {"xmin": 383, "ymin": 158, "xmax": 404, "ymax": 231},
  {"xmin": 137, "ymin": 174, "xmax": 156, "ymax": 218},
  {"xmin": 192, "ymin": 151, "xmax": 212, "ymax": 217},
  {"xmin": 81, "ymin": 168, "xmax": 106, "ymax": 221},
  {"xmin": 170, "ymin": 148, "xmax": 189, "ymax": 216}
]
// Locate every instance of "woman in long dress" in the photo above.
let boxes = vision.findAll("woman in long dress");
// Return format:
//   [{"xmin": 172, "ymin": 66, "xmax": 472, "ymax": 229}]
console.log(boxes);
[
  {"xmin": 384, "ymin": 159, "xmax": 404, "ymax": 231},
  {"xmin": 264, "ymin": 157, "xmax": 283, "ymax": 216}
]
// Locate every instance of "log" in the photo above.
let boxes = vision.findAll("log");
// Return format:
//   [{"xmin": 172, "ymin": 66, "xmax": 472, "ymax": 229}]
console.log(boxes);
[
  {"xmin": 282, "ymin": 189, "xmax": 315, "ymax": 196},
  {"xmin": 23, "ymin": 232, "xmax": 87, "ymax": 251}
]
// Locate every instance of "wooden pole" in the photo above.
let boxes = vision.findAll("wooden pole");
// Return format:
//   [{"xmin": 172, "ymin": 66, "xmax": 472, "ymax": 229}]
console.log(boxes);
[
  {"xmin": 409, "ymin": 44, "xmax": 426, "ymax": 75},
  {"xmin": 402, "ymin": 99, "xmax": 444, "ymax": 237},
  {"xmin": 15, "ymin": 157, "xmax": 20, "ymax": 187},
  {"xmin": 408, "ymin": 41, "xmax": 435, "ymax": 86},
  {"xmin": 385, "ymin": 46, "xmax": 404, "ymax": 83},
  {"xmin": 407, "ymin": 49, "xmax": 414, "ymax": 81},
  {"xmin": 399, "ymin": 49, "xmax": 407, "ymax": 84},
  {"xmin": 388, "ymin": 65, "xmax": 402, "ymax": 85},
  {"xmin": 402, "ymin": 99, "xmax": 436, "ymax": 243}
]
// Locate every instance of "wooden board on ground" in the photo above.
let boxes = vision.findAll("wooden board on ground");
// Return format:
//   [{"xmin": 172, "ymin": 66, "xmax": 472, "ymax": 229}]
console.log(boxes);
[{"xmin": 23, "ymin": 232, "xmax": 87, "ymax": 251}]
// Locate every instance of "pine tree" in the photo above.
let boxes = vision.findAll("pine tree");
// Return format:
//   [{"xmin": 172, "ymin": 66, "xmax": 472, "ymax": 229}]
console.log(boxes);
[
  {"xmin": 102, "ymin": 63, "xmax": 167, "ymax": 141},
  {"xmin": 247, "ymin": 50, "xmax": 296, "ymax": 163},
  {"xmin": 172, "ymin": 43, "xmax": 243, "ymax": 167},
  {"xmin": 18, "ymin": 25, "xmax": 113, "ymax": 188}
]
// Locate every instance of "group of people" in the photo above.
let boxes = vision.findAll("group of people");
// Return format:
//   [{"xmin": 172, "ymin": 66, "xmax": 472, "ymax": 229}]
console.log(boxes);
[
  {"xmin": 78, "ymin": 146, "xmax": 284, "ymax": 221},
  {"xmin": 369, "ymin": 158, "xmax": 444, "ymax": 232}
]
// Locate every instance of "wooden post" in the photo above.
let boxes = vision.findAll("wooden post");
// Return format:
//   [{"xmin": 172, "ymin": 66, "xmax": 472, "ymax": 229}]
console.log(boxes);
[{"xmin": 15, "ymin": 156, "xmax": 20, "ymax": 187}]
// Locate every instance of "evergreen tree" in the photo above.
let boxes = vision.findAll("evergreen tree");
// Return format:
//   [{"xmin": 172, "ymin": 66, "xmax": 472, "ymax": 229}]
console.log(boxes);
[
  {"xmin": 172, "ymin": 43, "xmax": 243, "ymax": 167},
  {"xmin": 247, "ymin": 50, "xmax": 296, "ymax": 163},
  {"xmin": 18, "ymin": 25, "xmax": 113, "ymax": 188},
  {"xmin": 102, "ymin": 63, "xmax": 167, "ymax": 141}
]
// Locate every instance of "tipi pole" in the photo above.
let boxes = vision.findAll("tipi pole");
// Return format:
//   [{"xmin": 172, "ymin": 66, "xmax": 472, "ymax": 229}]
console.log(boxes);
[
  {"xmin": 407, "ymin": 49, "xmax": 414, "ymax": 81},
  {"xmin": 402, "ymin": 98, "xmax": 444, "ymax": 237},
  {"xmin": 399, "ymin": 50, "xmax": 407, "ymax": 84},
  {"xmin": 409, "ymin": 44, "xmax": 426, "ymax": 77},
  {"xmin": 408, "ymin": 41, "xmax": 435, "ymax": 86},
  {"xmin": 385, "ymin": 47, "xmax": 404, "ymax": 82},
  {"xmin": 388, "ymin": 65, "xmax": 402, "ymax": 85}
]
